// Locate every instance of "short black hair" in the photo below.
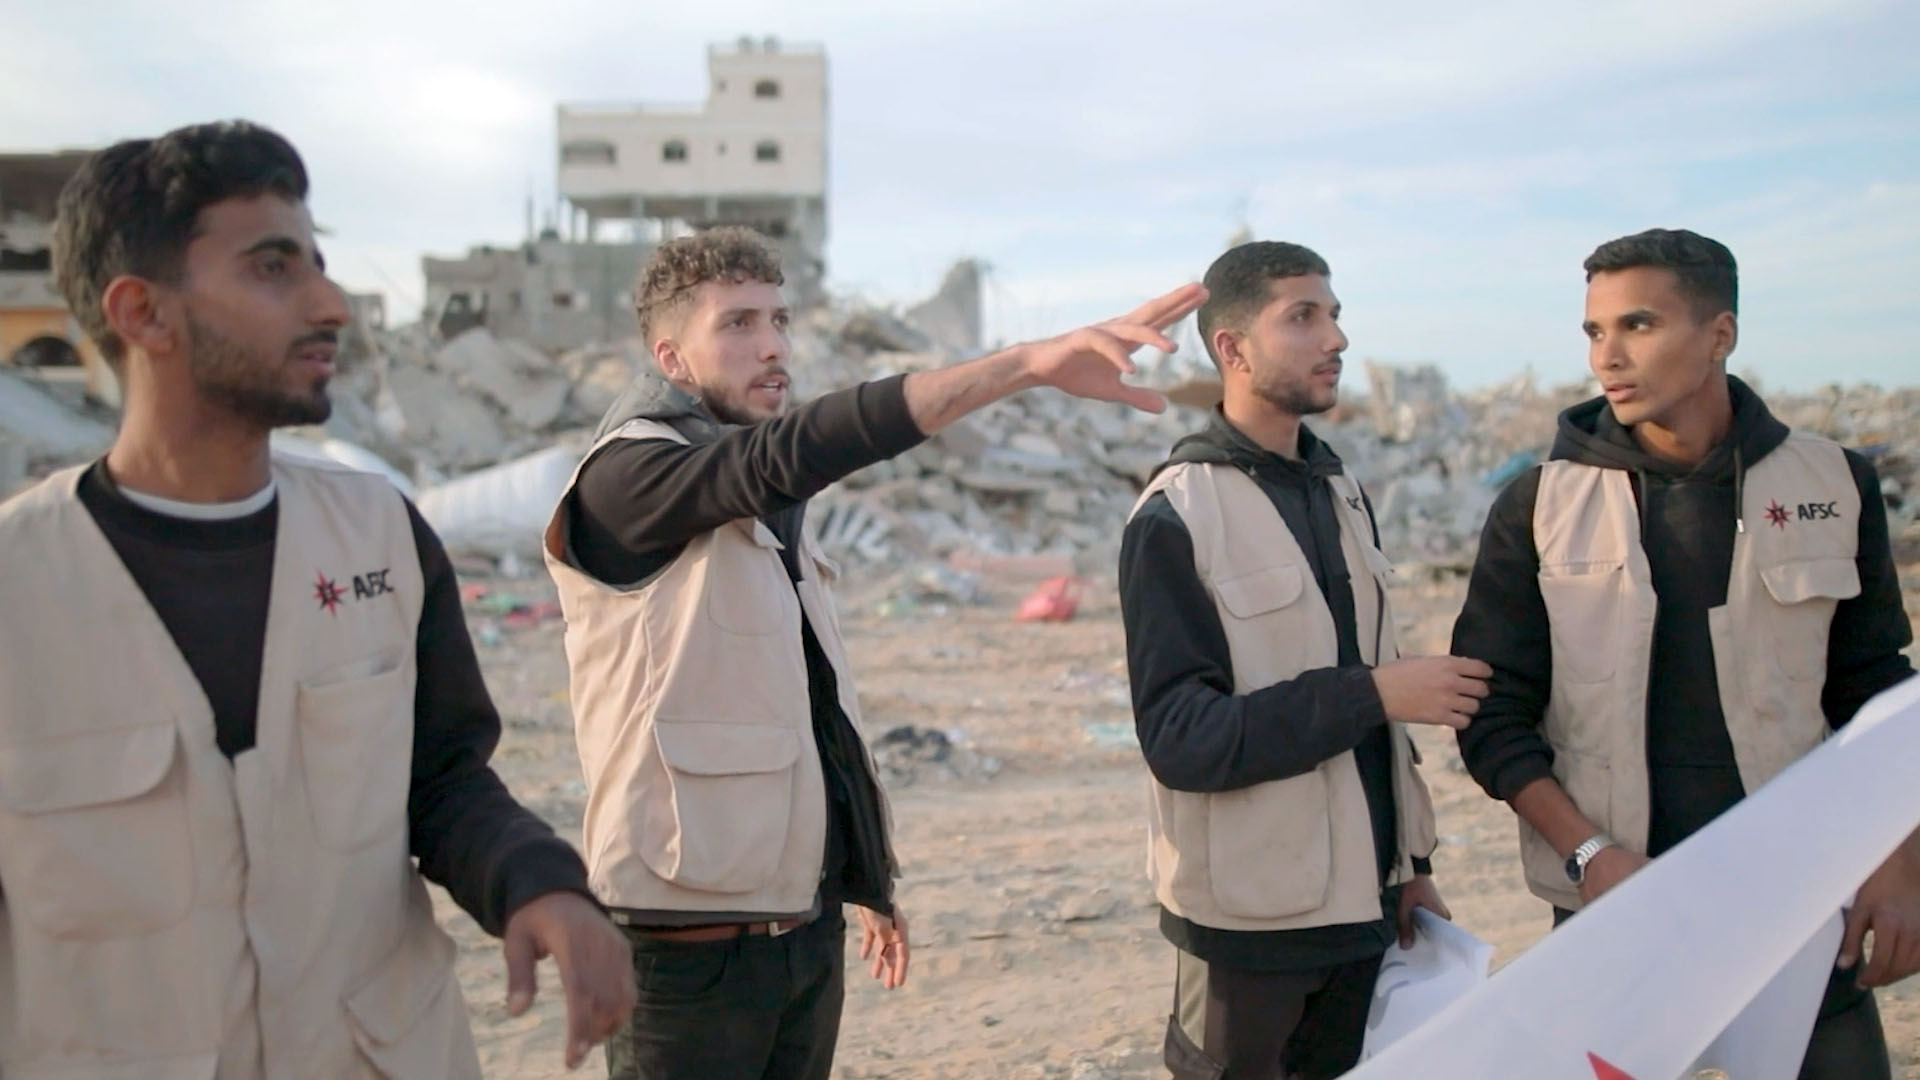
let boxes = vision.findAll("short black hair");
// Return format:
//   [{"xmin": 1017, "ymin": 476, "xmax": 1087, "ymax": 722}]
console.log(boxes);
[
  {"xmin": 1197, "ymin": 241, "xmax": 1331, "ymax": 368},
  {"xmin": 1583, "ymin": 228, "xmax": 1737, "ymax": 319},
  {"xmin": 53, "ymin": 120, "xmax": 309, "ymax": 368}
]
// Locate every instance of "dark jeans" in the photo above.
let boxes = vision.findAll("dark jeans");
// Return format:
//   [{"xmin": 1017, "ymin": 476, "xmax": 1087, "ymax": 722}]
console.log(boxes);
[
  {"xmin": 606, "ymin": 911, "xmax": 846, "ymax": 1080},
  {"xmin": 1164, "ymin": 947, "xmax": 1385, "ymax": 1080},
  {"xmin": 1551, "ymin": 906, "xmax": 1890, "ymax": 1080}
]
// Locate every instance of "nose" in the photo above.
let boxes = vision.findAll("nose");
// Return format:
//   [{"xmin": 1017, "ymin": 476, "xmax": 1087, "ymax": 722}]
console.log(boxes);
[
  {"xmin": 311, "ymin": 273, "xmax": 352, "ymax": 330},
  {"xmin": 1590, "ymin": 334, "xmax": 1628, "ymax": 374},
  {"xmin": 1329, "ymin": 322, "xmax": 1349, "ymax": 356},
  {"xmin": 760, "ymin": 322, "xmax": 789, "ymax": 365}
]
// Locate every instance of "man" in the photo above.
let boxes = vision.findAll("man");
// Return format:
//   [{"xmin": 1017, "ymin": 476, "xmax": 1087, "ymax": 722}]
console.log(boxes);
[
  {"xmin": 0, "ymin": 121, "xmax": 635, "ymax": 1079},
  {"xmin": 1118, "ymin": 240, "xmax": 1488, "ymax": 1080},
  {"xmin": 1453, "ymin": 227, "xmax": 1920, "ymax": 1078},
  {"xmin": 543, "ymin": 225, "xmax": 1202, "ymax": 1080}
]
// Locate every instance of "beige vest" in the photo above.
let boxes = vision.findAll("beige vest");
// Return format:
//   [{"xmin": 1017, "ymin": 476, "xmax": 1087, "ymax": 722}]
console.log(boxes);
[
  {"xmin": 0, "ymin": 459, "xmax": 480, "ymax": 1080},
  {"xmin": 1129, "ymin": 462, "xmax": 1438, "ymax": 932},
  {"xmin": 1523, "ymin": 432, "xmax": 1861, "ymax": 910},
  {"xmin": 545, "ymin": 419, "xmax": 894, "ymax": 916}
]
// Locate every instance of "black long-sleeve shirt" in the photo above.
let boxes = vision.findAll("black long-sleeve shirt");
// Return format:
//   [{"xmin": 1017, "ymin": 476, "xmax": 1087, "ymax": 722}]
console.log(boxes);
[
  {"xmin": 78, "ymin": 461, "xmax": 589, "ymax": 936},
  {"xmin": 1119, "ymin": 414, "xmax": 1421, "ymax": 972},
  {"xmin": 564, "ymin": 374, "xmax": 927, "ymax": 917},
  {"xmin": 1454, "ymin": 381, "xmax": 1916, "ymax": 855}
]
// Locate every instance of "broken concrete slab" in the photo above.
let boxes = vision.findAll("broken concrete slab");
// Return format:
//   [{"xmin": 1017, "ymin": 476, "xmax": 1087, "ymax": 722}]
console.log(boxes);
[{"xmin": 0, "ymin": 365, "xmax": 114, "ymax": 462}]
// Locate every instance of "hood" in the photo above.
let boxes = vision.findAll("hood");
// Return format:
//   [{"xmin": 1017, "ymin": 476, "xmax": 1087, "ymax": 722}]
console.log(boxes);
[
  {"xmin": 1156, "ymin": 408, "xmax": 1346, "ymax": 483},
  {"xmin": 1550, "ymin": 375, "xmax": 1789, "ymax": 482},
  {"xmin": 591, "ymin": 368, "xmax": 726, "ymax": 445}
]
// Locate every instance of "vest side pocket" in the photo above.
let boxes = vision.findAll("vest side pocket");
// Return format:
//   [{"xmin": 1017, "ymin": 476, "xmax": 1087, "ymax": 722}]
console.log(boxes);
[
  {"xmin": 1204, "ymin": 769, "xmax": 1332, "ymax": 919},
  {"xmin": 642, "ymin": 721, "xmax": 800, "ymax": 894},
  {"xmin": 345, "ymin": 891, "xmax": 477, "ymax": 1079},
  {"xmin": 296, "ymin": 656, "xmax": 412, "ymax": 852},
  {"xmin": 1538, "ymin": 561, "xmax": 1626, "ymax": 684},
  {"xmin": 0, "ymin": 722, "xmax": 192, "ymax": 939}
]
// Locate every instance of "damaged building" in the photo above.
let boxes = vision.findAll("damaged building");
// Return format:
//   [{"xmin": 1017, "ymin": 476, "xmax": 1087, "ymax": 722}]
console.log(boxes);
[
  {"xmin": 556, "ymin": 35, "xmax": 829, "ymax": 306},
  {"xmin": 0, "ymin": 150, "xmax": 119, "ymax": 407},
  {"xmin": 422, "ymin": 37, "xmax": 830, "ymax": 354}
]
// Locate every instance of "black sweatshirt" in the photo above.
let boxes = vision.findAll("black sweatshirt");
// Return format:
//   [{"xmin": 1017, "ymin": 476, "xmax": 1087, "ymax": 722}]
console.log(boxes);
[
  {"xmin": 563, "ymin": 371, "xmax": 927, "ymax": 918},
  {"xmin": 77, "ymin": 461, "xmax": 591, "ymax": 936},
  {"xmin": 1119, "ymin": 412, "xmax": 1423, "ymax": 972},
  {"xmin": 1453, "ymin": 377, "xmax": 1916, "ymax": 855}
]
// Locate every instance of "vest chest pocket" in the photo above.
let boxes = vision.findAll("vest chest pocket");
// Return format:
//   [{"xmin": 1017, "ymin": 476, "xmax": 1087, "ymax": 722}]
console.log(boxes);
[
  {"xmin": 706, "ymin": 523, "xmax": 797, "ymax": 637},
  {"xmin": 640, "ymin": 721, "xmax": 800, "ymax": 894},
  {"xmin": 0, "ymin": 723, "xmax": 194, "ymax": 939},
  {"xmin": 296, "ymin": 654, "xmax": 413, "ymax": 852},
  {"xmin": 1538, "ymin": 561, "xmax": 1627, "ymax": 684},
  {"xmin": 1215, "ymin": 565, "xmax": 1305, "ymax": 620},
  {"xmin": 1759, "ymin": 557, "xmax": 1860, "ymax": 683}
]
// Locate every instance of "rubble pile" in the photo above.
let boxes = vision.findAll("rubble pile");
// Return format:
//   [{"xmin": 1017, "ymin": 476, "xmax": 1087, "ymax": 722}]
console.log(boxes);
[{"xmin": 4, "ymin": 282, "xmax": 1915, "ymax": 573}]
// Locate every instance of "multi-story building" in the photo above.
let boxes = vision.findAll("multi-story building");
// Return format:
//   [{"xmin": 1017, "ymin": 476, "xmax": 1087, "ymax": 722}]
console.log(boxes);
[{"xmin": 556, "ymin": 36, "xmax": 829, "ymax": 305}]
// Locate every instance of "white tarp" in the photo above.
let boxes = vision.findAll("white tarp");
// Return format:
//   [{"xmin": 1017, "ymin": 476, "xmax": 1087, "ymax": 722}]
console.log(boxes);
[
  {"xmin": 414, "ymin": 445, "xmax": 577, "ymax": 557},
  {"xmin": 1345, "ymin": 674, "xmax": 1920, "ymax": 1080}
]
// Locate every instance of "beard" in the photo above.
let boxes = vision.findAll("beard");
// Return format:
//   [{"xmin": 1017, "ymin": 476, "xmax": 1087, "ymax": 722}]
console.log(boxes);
[
  {"xmin": 1253, "ymin": 370, "xmax": 1338, "ymax": 417},
  {"xmin": 185, "ymin": 312, "xmax": 332, "ymax": 428},
  {"xmin": 694, "ymin": 371, "xmax": 787, "ymax": 426}
]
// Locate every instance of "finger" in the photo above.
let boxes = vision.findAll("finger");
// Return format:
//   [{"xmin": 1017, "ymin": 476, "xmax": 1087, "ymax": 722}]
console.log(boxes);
[
  {"xmin": 860, "ymin": 925, "xmax": 877, "ymax": 961},
  {"xmin": 1839, "ymin": 905, "xmax": 1871, "ymax": 971},
  {"xmin": 503, "ymin": 923, "xmax": 539, "ymax": 1017},
  {"xmin": 1122, "ymin": 283, "xmax": 1207, "ymax": 330},
  {"xmin": 1097, "ymin": 321, "xmax": 1180, "ymax": 354},
  {"xmin": 1455, "ymin": 677, "xmax": 1492, "ymax": 700},
  {"xmin": 895, "ymin": 940, "xmax": 911, "ymax": 988},
  {"xmin": 1452, "ymin": 658, "xmax": 1495, "ymax": 679},
  {"xmin": 1081, "ymin": 329, "xmax": 1140, "ymax": 375},
  {"xmin": 1425, "ymin": 895, "xmax": 1454, "ymax": 921},
  {"xmin": 1861, "ymin": 920, "xmax": 1910, "ymax": 988},
  {"xmin": 1449, "ymin": 694, "xmax": 1483, "ymax": 718}
]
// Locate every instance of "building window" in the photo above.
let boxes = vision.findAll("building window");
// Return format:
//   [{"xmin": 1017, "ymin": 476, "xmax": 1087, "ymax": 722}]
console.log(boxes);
[
  {"xmin": 755, "ymin": 140, "xmax": 781, "ymax": 162},
  {"xmin": 561, "ymin": 140, "xmax": 615, "ymax": 166},
  {"xmin": 754, "ymin": 79, "xmax": 781, "ymax": 99},
  {"xmin": 662, "ymin": 139, "xmax": 689, "ymax": 163}
]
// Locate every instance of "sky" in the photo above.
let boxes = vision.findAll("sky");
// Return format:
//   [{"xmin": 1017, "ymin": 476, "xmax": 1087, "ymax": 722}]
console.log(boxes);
[{"xmin": 2, "ymin": 0, "xmax": 1916, "ymax": 389}]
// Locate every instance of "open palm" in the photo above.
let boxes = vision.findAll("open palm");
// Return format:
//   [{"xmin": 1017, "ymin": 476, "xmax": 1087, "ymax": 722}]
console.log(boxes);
[{"xmin": 1022, "ymin": 283, "xmax": 1207, "ymax": 412}]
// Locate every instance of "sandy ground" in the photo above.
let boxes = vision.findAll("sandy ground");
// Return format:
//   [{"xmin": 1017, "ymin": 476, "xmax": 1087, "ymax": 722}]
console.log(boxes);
[{"xmin": 439, "ymin": 566, "xmax": 1920, "ymax": 1079}]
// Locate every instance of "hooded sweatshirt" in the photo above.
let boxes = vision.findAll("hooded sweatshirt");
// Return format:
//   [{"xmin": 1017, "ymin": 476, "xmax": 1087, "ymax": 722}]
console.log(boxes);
[
  {"xmin": 1120, "ymin": 411, "xmax": 1422, "ymax": 971},
  {"xmin": 561, "ymin": 371, "xmax": 926, "ymax": 916},
  {"xmin": 1453, "ymin": 377, "xmax": 1915, "ymax": 855}
]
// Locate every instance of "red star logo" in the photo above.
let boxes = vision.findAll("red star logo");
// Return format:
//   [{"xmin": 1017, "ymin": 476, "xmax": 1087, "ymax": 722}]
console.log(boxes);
[
  {"xmin": 313, "ymin": 571, "xmax": 345, "ymax": 615},
  {"xmin": 1589, "ymin": 1052, "xmax": 1636, "ymax": 1079},
  {"xmin": 1764, "ymin": 499, "xmax": 1791, "ymax": 529}
]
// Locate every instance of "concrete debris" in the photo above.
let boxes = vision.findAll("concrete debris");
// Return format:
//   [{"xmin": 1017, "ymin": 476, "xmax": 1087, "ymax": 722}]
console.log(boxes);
[
  {"xmin": 4, "ymin": 266, "xmax": 1915, "ymax": 583},
  {"xmin": 0, "ymin": 364, "xmax": 114, "ymax": 465}
]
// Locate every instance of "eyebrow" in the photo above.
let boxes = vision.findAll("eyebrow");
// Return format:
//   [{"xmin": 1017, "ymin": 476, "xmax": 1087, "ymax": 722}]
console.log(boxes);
[
  {"xmin": 717, "ymin": 306, "xmax": 792, "ymax": 322},
  {"xmin": 241, "ymin": 235, "xmax": 325, "ymax": 272}
]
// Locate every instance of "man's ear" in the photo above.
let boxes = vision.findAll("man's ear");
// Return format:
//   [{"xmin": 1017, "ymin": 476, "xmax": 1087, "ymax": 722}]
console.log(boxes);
[{"xmin": 101, "ymin": 274, "xmax": 180, "ymax": 362}]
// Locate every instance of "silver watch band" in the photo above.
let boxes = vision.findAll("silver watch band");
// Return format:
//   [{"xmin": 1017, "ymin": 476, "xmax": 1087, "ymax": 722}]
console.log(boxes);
[{"xmin": 1572, "ymin": 834, "xmax": 1615, "ymax": 874}]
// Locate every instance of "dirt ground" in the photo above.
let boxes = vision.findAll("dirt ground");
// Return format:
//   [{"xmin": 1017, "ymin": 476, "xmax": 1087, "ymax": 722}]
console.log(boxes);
[{"xmin": 441, "ymin": 566, "xmax": 1920, "ymax": 1079}]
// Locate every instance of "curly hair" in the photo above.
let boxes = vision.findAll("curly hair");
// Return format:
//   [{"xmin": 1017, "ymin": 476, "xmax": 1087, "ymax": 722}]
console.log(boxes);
[
  {"xmin": 53, "ymin": 120, "xmax": 309, "ymax": 369},
  {"xmin": 634, "ymin": 226, "xmax": 785, "ymax": 342}
]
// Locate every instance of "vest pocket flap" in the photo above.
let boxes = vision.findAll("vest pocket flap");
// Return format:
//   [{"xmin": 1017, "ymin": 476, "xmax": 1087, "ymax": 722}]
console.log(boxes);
[
  {"xmin": 1214, "ymin": 565, "xmax": 1304, "ymax": 618},
  {"xmin": 345, "ymin": 922, "xmax": 459, "ymax": 1045},
  {"xmin": 0, "ymin": 723, "xmax": 176, "ymax": 814},
  {"xmin": 1760, "ymin": 557, "xmax": 1862, "ymax": 605},
  {"xmin": 654, "ymin": 722, "xmax": 800, "ymax": 776}
]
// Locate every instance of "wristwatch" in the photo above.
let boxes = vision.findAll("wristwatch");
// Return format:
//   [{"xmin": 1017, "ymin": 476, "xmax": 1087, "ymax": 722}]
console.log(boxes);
[{"xmin": 1565, "ymin": 834, "xmax": 1616, "ymax": 885}]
